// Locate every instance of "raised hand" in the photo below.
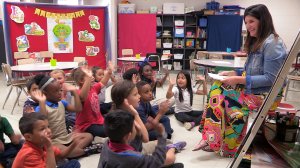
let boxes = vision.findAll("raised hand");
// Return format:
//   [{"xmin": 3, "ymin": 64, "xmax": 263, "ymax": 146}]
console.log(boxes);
[
  {"xmin": 196, "ymin": 75, "xmax": 205, "ymax": 81},
  {"xmin": 132, "ymin": 74, "xmax": 139, "ymax": 84},
  {"xmin": 123, "ymin": 99, "xmax": 138, "ymax": 116},
  {"xmin": 158, "ymin": 100, "xmax": 170, "ymax": 115},
  {"xmin": 148, "ymin": 116, "xmax": 165, "ymax": 136},
  {"xmin": 82, "ymin": 67, "xmax": 94, "ymax": 81},
  {"xmin": 41, "ymin": 129, "xmax": 52, "ymax": 149},
  {"xmin": 63, "ymin": 83, "xmax": 77, "ymax": 92},
  {"xmin": 107, "ymin": 61, "xmax": 115, "ymax": 72},
  {"xmin": 169, "ymin": 78, "xmax": 176, "ymax": 86},
  {"xmin": 162, "ymin": 68, "xmax": 169, "ymax": 76},
  {"xmin": 31, "ymin": 90, "xmax": 46, "ymax": 102}
]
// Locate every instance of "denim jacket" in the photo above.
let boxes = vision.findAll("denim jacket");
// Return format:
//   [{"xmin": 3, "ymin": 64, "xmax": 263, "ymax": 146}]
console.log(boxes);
[{"xmin": 236, "ymin": 34, "xmax": 287, "ymax": 94}]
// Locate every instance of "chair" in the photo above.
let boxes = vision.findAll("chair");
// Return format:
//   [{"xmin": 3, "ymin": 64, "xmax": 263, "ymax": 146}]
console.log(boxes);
[
  {"xmin": 73, "ymin": 57, "xmax": 87, "ymax": 66},
  {"xmin": 146, "ymin": 53, "xmax": 161, "ymax": 71},
  {"xmin": 120, "ymin": 49, "xmax": 134, "ymax": 73},
  {"xmin": 39, "ymin": 51, "xmax": 53, "ymax": 62},
  {"xmin": 17, "ymin": 58, "xmax": 35, "ymax": 65},
  {"xmin": 14, "ymin": 52, "xmax": 29, "ymax": 60},
  {"xmin": 1, "ymin": 63, "xmax": 29, "ymax": 114},
  {"xmin": 190, "ymin": 51, "xmax": 206, "ymax": 79}
]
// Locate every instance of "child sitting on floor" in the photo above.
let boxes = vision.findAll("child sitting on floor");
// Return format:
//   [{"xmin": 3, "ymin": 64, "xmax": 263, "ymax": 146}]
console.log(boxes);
[
  {"xmin": 122, "ymin": 68, "xmax": 139, "ymax": 84},
  {"xmin": 110, "ymin": 80, "xmax": 185, "ymax": 167},
  {"xmin": 12, "ymin": 113, "xmax": 80, "ymax": 168},
  {"xmin": 23, "ymin": 74, "xmax": 43, "ymax": 115},
  {"xmin": 0, "ymin": 115, "xmax": 23, "ymax": 168},
  {"xmin": 50, "ymin": 69, "xmax": 76, "ymax": 131},
  {"xmin": 33, "ymin": 75, "xmax": 94, "ymax": 158},
  {"xmin": 139, "ymin": 61, "xmax": 169, "ymax": 98},
  {"xmin": 136, "ymin": 81, "xmax": 173, "ymax": 140},
  {"xmin": 166, "ymin": 70, "xmax": 207, "ymax": 131},
  {"xmin": 98, "ymin": 110, "xmax": 184, "ymax": 168},
  {"xmin": 92, "ymin": 66, "xmax": 117, "ymax": 115},
  {"xmin": 72, "ymin": 62, "xmax": 114, "ymax": 137}
]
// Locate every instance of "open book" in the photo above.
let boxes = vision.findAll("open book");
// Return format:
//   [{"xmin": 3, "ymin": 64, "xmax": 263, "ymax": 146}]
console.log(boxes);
[{"xmin": 208, "ymin": 73, "xmax": 227, "ymax": 80}]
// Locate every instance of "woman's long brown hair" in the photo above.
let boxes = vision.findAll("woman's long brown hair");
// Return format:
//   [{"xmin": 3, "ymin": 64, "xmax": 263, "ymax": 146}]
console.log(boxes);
[{"xmin": 244, "ymin": 4, "xmax": 278, "ymax": 53}]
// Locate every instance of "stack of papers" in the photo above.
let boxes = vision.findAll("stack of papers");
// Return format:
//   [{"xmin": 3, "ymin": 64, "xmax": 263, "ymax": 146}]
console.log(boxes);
[{"xmin": 208, "ymin": 73, "xmax": 227, "ymax": 80}]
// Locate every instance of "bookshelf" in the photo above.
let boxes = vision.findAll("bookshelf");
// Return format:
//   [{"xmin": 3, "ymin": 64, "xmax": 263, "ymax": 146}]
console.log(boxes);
[{"xmin": 156, "ymin": 14, "xmax": 207, "ymax": 70}]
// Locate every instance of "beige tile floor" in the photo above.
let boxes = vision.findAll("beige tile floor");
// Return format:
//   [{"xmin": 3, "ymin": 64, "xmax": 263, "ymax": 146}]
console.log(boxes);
[{"xmin": 1, "ymin": 71, "xmax": 299, "ymax": 168}]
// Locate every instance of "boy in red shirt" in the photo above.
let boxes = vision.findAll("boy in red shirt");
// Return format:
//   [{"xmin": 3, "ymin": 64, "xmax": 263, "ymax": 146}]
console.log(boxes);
[{"xmin": 12, "ymin": 113, "xmax": 80, "ymax": 168}]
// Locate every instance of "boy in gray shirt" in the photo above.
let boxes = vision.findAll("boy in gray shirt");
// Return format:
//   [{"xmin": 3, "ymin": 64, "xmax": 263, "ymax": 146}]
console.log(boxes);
[{"xmin": 98, "ymin": 110, "xmax": 184, "ymax": 168}]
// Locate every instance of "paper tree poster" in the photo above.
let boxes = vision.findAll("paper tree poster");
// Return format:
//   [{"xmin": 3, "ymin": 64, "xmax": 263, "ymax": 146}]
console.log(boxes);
[{"xmin": 47, "ymin": 18, "xmax": 73, "ymax": 53}]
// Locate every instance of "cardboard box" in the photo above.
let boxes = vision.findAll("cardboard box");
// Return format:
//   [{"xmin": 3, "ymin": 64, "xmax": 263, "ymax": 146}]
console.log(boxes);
[
  {"xmin": 118, "ymin": 4, "xmax": 135, "ymax": 14},
  {"xmin": 163, "ymin": 3, "xmax": 184, "ymax": 14}
]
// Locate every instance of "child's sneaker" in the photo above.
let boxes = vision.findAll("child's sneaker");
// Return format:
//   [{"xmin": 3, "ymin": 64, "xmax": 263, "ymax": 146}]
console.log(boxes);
[
  {"xmin": 166, "ymin": 141, "xmax": 187, "ymax": 153},
  {"xmin": 84, "ymin": 143, "xmax": 103, "ymax": 156},
  {"xmin": 184, "ymin": 122, "xmax": 195, "ymax": 131}
]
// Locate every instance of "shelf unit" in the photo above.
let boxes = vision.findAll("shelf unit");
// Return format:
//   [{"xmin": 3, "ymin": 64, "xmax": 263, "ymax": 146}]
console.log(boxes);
[{"xmin": 156, "ymin": 14, "xmax": 207, "ymax": 70}]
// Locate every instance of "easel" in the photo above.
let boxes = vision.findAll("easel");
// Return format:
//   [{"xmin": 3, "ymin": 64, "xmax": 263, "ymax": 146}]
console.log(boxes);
[{"xmin": 229, "ymin": 30, "xmax": 300, "ymax": 168}]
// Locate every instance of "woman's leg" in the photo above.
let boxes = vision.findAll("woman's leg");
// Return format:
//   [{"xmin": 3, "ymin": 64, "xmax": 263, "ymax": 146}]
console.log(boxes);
[{"xmin": 85, "ymin": 124, "xmax": 106, "ymax": 137}]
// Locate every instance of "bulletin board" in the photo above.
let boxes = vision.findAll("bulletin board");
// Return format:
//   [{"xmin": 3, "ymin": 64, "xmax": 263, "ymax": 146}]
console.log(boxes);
[{"xmin": 3, "ymin": 2, "xmax": 109, "ymax": 68}]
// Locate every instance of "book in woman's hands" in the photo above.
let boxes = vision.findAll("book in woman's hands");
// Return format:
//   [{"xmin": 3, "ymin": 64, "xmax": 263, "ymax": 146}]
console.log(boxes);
[{"xmin": 208, "ymin": 73, "xmax": 227, "ymax": 80}]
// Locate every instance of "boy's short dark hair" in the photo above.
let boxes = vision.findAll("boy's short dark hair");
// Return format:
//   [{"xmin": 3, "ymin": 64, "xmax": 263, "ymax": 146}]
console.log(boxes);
[
  {"xmin": 19, "ymin": 113, "xmax": 47, "ymax": 135},
  {"xmin": 26, "ymin": 74, "xmax": 45, "ymax": 91},
  {"xmin": 122, "ymin": 68, "xmax": 138, "ymax": 81},
  {"xmin": 136, "ymin": 81, "xmax": 149, "ymax": 92},
  {"xmin": 104, "ymin": 110, "xmax": 134, "ymax": 143}
]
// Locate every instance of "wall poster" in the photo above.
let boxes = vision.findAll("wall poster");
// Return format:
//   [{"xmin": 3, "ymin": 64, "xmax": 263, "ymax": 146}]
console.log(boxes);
[{"xmin": 47, "ymin": 18, "xmax": 73, "ymax": 53}]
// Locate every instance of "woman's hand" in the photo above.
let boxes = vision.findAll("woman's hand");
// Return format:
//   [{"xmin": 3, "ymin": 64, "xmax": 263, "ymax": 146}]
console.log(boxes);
[
  {"xmin": 221, "ymin": 76, "xmax": 245, "ymax": 86},
  {"xmin": 218, "ymin": 71, "xmax": 237, "ymax": 76}
]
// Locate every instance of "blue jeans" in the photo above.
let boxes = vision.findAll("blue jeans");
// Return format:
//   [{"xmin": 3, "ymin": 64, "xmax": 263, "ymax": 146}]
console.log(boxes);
[
  {"xmin": 57, "ymin": 159, "xmax": 81, "ymax": 168},
  {"xmin": 148, "ymin": 115, "xmax": 173, "ymax": 141},
  {"xmin": 0, "ymin": 142, "xmax": 23, "ymax": 167}
]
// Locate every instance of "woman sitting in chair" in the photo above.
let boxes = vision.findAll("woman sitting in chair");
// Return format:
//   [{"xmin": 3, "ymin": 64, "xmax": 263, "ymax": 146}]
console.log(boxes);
[{"xmin": 193, "ymin": 4, "xmax": 287, "ymax": 157}]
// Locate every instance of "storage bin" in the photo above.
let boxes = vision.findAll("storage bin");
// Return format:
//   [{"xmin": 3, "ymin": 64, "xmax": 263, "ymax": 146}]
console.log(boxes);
[
  {"xmin": 174, "ymin": 27, "xmax": 184, "ymax": 37},
  {"xmin": 174, "ymin": 54, "xmax": 183, "ymax": 59},
  {"xmin": 199, "ymin": 18, "xmax": 207, "ymax": 27},
  {"xmin": 174, "ymin": 20, "xmax": 184, "ymax": 26},
  {"xmin": 163, "ymin": 43, "xmax": 172, "ymax": 48},
  {"xmin": 163, "ymin": 64, "xmax": 172, "ymax": 70},
  {"xmin": 163, "ymin": 3, "xmax": 184, "ymax": 14},
  {"xmin": 174, "ymin": 65, "xmax": 182, "ymax": 70},
  {"xmin": 206, "ymin": 1, "xmax": 220, "ymax": 10},
  {"xmin": 118, "ymin": 4, "xmax": 136, "ymax": 13},
  {"xmin": 173, "ymin": 62, "xmax": 182, "ymax": 70}
]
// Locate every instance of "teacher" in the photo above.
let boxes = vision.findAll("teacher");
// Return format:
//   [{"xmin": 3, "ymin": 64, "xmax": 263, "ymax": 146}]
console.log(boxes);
[{"xmin": 193, "ymin": 4, "xmax": 287, "ymax": 157}]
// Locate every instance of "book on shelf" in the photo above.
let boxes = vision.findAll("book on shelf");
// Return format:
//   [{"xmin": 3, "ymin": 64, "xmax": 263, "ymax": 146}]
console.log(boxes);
[{"xmin": 156, "ymin": 17, "xmax": 162, "ymax": 26}]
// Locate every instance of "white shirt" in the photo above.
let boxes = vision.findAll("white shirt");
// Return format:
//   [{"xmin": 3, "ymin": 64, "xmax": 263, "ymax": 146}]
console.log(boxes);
[
  {"xmin": 98, "ymin": 80, "xmax": 113, "ymax": 104},
  {"xmin": 172, "ymin": 86, "xmax": 197, "ymax": 113}
]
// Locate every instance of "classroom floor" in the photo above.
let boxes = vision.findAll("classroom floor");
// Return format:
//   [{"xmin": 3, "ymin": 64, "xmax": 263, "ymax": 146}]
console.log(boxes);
[{"xmin": 1, "ymin": 71, "xmax": 300, "ymax": 168}]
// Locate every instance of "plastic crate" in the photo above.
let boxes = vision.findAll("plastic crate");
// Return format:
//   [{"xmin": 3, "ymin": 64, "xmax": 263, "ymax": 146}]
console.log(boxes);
[
  {"xmin": 163, "ymin": 43, "xmax": 172, "ymax": 48},
  {"xmin": 174, "ymin": 54, "xmax": 183, "ymax": 59},
  {"xmin": 206, "ymin": 1, "xmax": 220, "ymax": 10}
]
